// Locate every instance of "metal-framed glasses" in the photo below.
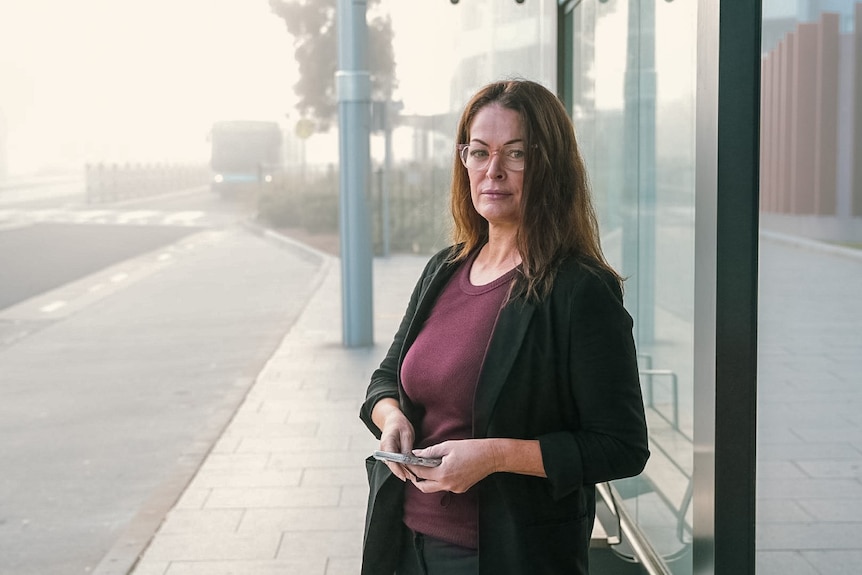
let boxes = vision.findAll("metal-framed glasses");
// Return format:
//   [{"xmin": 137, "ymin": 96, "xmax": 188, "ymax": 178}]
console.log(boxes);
[{"xmin": 457, "ymin": 143, "xmax": 528, "ymax": 172}]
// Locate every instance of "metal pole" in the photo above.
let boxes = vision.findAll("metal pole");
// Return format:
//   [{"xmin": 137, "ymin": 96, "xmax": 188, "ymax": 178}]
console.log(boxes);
[
  {"xmin": 622, "ymin": 1, "xmax": 656, "ymax": 346},
  {"xmin": 382, "ymin": 102, "xmax": 392, "ymax": 258},
  {"xmin": 336, "ymin": 0, "xmax": 374, "ymax": 347}
]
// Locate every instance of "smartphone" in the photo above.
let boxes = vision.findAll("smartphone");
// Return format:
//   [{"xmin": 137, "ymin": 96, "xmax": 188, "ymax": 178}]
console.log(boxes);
[{"xmin": 373, "ymin": 450, "xmax": 442, "ymax": 467}]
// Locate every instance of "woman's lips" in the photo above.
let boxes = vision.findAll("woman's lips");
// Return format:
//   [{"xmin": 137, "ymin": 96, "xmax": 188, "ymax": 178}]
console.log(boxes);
[{"xmin": 481, "ymin": 189, "xmax": 510, "ymax": 198}]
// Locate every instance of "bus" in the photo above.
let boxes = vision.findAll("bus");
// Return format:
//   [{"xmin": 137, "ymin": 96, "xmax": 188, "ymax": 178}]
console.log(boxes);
[{"xmin": 209, "ymin": 120, "xmax": 282, "ymax": 197}]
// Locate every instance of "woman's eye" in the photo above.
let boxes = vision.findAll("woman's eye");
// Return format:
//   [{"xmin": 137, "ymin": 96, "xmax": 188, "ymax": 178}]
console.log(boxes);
[
  {"xmin": 470, "ymin": 149, "xmax": 489, "ymax": 159},
  {"xmin": 506, "ymin": 148, "xmax": 525, "ymax": 159}
]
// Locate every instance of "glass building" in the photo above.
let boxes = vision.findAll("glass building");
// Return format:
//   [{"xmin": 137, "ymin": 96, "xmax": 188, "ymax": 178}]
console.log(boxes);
[{"xmin": 422, "ymin": 1, "xmax": 862, "ymax": 573}]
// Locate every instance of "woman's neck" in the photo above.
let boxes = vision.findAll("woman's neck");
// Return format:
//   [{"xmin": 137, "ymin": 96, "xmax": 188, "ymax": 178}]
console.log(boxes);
[{"xmin": 470, "ymin": 231, "xmax": 521, "ymax": 285}]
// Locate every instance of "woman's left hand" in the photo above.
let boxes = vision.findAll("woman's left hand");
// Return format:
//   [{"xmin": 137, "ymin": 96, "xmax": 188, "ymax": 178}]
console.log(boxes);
[{"xmin": 406, "ymin": 439, "xmax": 499, "ymax": 494}]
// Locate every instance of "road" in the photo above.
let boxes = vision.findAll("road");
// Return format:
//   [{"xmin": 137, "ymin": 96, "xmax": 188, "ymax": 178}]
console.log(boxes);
[{"xmin": 0, "ymin": 180, "xmax": 325, "ymax": 574}]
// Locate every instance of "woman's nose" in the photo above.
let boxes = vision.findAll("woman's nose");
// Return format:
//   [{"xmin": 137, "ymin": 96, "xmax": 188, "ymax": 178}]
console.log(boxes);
[{"xmin": 486, "ymin": 153, "xmax": 506, "ymax": 179}]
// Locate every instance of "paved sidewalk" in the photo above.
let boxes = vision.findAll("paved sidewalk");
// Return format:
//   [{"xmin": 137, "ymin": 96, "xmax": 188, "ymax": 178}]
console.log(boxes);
[
  {"xmin": 100, "ymin": 229, "xmax": 862, "ymax": 575},
  {"xmin": 126, "ymin": 242, "xmax": 428, "ymax": 575}
]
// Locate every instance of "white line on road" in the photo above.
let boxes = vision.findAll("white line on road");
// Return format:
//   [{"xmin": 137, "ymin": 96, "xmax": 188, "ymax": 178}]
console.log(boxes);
[
  {"xmin": 40, "ymin": 301, "xmax": 67, "ymax": 313},
  {"xmin": 116, "ymin": 210, "xmax": 159, "ymax": 223},
  {"xmin": 72, "ymin": 210, "xmax": 112, "ymax": 223},
  {"xmin": 162, "ymin": 211, "xmax": 205, "ymax": 225}
]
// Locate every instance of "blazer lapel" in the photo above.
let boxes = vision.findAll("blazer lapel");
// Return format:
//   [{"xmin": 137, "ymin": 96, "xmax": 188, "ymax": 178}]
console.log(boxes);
[{"xmin": 473, "ymin": 298, "xmax": 535, "ymax": 437}]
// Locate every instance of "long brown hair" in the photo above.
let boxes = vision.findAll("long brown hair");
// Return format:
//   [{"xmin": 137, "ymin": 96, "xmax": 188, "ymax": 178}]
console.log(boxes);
[{"xmin": 449, "ymin": 79, "xmax": 621, "ymax": 302}]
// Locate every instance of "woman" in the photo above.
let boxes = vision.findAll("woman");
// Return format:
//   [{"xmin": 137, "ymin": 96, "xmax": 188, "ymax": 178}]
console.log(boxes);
[{"xmin": 360, "ymin": 80, "xmax": 649, "ymax": 575}]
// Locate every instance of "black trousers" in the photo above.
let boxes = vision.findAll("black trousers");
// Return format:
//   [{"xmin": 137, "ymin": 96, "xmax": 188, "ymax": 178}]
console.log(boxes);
[{"xmin": 396, "ymin": 525, "xmax": 478, "ymax": 575}]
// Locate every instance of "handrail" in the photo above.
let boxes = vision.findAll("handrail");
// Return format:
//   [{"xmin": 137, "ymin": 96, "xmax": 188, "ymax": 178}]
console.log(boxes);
[
  {"xmin": 640, "ymin": 369, "xmax": 680, "ymax": 431},
  {"xmin": 597, "ymin": 482, "xmax": 673, "ymax": 575}
]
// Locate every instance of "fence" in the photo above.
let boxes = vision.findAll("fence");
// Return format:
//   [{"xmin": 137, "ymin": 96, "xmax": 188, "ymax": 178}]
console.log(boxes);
[
  {"xmin": 258, "ymin": 163, "xmax": 452, "ymax": 256},
  {"xmin": 85, "ymin": 162, "xmax": 209, "ymax": 203}
]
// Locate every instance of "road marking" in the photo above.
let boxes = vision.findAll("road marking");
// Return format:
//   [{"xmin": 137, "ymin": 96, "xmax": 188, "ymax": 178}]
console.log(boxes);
[
  {"xmin": 72, "ymin": 210, "xmax": 112, "ymax": 223},
  {"xmin": 0, "ymin": 208, "xmax": 214, "ymax": 228},
  {"xmin": 162, "ymin": 211, "xmax": 205, "ymax": 225},
  {"xmin": 116, "ymin": 210, "xmax": 159, "ymax": 223},
  {"xmin": 41, "ymin": 301, "xmax": 67, "ymax": 313}
]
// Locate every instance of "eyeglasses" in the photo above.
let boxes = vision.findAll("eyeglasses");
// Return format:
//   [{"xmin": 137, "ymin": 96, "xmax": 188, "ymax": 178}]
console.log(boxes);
[{"xmin": 457, "ymin": 143, "xmax": 527, "ymax": 172}]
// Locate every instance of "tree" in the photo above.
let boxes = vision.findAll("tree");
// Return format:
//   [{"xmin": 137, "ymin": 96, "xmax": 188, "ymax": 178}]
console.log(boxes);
[{"xmin": 269, "ymin": 0, "xmax": 396, "ymax": 132}]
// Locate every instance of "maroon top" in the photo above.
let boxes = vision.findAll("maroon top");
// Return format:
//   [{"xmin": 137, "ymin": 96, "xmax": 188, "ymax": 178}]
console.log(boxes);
[{"xmin": 401, "ymin": 253, "xmax": 516, "ymax": 549}]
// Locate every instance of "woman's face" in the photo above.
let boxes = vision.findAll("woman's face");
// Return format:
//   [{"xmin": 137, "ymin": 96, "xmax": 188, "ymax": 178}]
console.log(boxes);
[{"xmin": 465, "ymin": 104, "xmax": 525, "ymax": 231}]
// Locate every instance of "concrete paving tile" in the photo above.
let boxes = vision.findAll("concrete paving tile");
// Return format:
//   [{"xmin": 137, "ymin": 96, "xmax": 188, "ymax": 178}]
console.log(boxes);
[
  {"xmin": 326, "ymin": 556, "xmax": 364, "ymax": 575},
  {"xmin": 796, "ymin": 459, "xmax": 862, "ymax": 479},
  {"xmin": 302, "ymin": 466, "xmax": 370, "ymax": 488},
  {"xmin": 190, "ymin": 468, "xmax": 302, "ymax": 489},
  {"xmin": 235, "ymin": 435, "xmax": 349, "ymax": 453},
  {"xmin": 276, "ymin": 529, "xmax": 362, "ymax": 560},
  {"xmin": 197, "ymin": 453, "xmax": 270, "ymax": 473},
  {"xmin": 757, "ymin": 460, "xmax": 807, "ymax": 480},
  {"xmin": 757, "ymin": 498, "xmax": 814, "ymax": 523},
  {"xmin": 795, "ymin": 498, "xmax": 862, "ymax": 522},
  {"xmin": 208, "ymin": 435, "xmax": 242, "ymax": 454},
  {"xmin": 759, "ymin": 402, "xmax": 860, "ymax": 425},
  {"xmin": 757, "ymin": 522, "xmax": 862, "ymax": 550},
  {"xmin": 794, "ymin": 427, "xmax": 862, "ymax": 442},
  {"xmin": 220, "ymin": 421, "xmax": 318, "ymax": 441},
  {"xmin": 292, "ymin": 416, "xmax": 369, "ymax": 438},
  {"xmin": 245, "ymin": 372, "xmax": 304, "ymax": 388},
  {"xmin": 276, "ymin": 398, "xmax": 363, "ymax": 417},
  {"xmin": 285, "ymin": 406, "xmax": 361, "ymax": 422},
  {"xmin": 156, "ymin": 508, "xmax": 244, "ymax": 534},
  {"xmin": 226, "ymin": 408, "xmax": 289, "ymax": 425},
  {"xmin": 757, "ymin": 443, "xmax": 862, "ymax": 461},
  {"xmin": 275, "ymin": 399, "xmax": 364, "ymax": 418},
  {"xmin": 349, "ymin": 434, "xmax": 380, "ymax": 453},
  {"xmin": 755, "ymin": 551, "xmax": 819, "ymax": 575},
  {"xmin": 755, "ymin": 478, "xmax": 862, "ymax": 499},
  {"xmin": 142, "ymin": 532, "xmax": 281, "ymax": 562},
  {"xmin": 340, "ymin": 485, "xmax": 373, "ymax": 507},
  {"xmin": 173, "ymin": 488, "xmax": 211, "ymax": 510},
  {"xmin": 266, "ymin": 450, "xmax": 369, "ymax": 470},
  {"xmin": 259, "ymin": 386, "xmax": 330, "ymax": 402},
  {"xmin": 162, "ymin": 559, "xmax": 327, "ymax": 575},
  {"xmin": 238, "ymin": 506, "xmax": 365, "ymax": 533},
  {"xmin": 129, "ymin": 560, "xmax": 170, "ymax": 575},
  {"xmin": 802, "ymin": 550, "xmax": 862, "ymax": 574},
  {"xmin": 757, "ymin": 425, "xmax": 804, "ymax": 442},
  {"xmin": 204, "ymin": 486, "xmax": 341, "ymax": 509},
  {"xmin": 839, "ymin": 411, "xmax": 862, "ymax": 426}
]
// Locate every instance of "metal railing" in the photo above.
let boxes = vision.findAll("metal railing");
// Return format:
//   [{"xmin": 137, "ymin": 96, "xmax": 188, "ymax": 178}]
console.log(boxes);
[{"xmin": 597, "ymin": 482, "xmax": 674, "ymax": 575}]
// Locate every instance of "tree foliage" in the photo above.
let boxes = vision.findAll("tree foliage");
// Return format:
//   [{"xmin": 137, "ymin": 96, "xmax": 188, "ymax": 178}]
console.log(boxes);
[{"xmin": 269, "ymin": 0, "xmax": 396, "ymax": 132}]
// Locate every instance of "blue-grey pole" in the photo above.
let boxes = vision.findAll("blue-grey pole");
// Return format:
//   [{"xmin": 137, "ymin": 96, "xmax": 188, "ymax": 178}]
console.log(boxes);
[
  {"xmin": 336, "ymin": 0, "xmax": 374, "ymax": 347},
  {"xmin": 622, "ymin": 1, "xmax": 656, "ymax": 346}
]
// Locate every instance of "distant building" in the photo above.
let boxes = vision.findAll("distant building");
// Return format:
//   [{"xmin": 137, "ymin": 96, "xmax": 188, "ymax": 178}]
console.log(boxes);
[
  {"xmin": 763, "ymin": 0, "xmax": 857, "ymax": 51},
  {"xmin": 760, "ymin": 2, "xmax": 862, "ymax": 240}
]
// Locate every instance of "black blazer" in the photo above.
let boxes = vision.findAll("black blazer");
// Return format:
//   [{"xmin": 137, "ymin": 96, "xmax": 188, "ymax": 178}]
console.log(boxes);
[{"xmin": 360, "ymin": 246, "xmax": 649, "ymax": 575}]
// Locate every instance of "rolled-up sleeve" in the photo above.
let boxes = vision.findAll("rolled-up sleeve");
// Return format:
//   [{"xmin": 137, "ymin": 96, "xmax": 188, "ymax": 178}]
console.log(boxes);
[{"xmin": 540, "ymin": 271, "xmax": 649, "ymax": 499}]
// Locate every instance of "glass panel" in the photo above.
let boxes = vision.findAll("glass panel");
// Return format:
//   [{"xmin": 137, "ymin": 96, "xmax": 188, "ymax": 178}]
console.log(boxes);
[
  {"xmin": 572, "ymin": 1, "xmax": 697, "ymax": 572},
  {"xmin": 757, "ymin": 3, "xmax": 862, "ymax": 574}
]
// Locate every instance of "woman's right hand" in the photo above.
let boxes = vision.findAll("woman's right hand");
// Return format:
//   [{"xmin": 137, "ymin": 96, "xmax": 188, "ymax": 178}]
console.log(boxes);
[{"xmin": 372, "ymin": 398, "xmax": 415, "ymax": 482}]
